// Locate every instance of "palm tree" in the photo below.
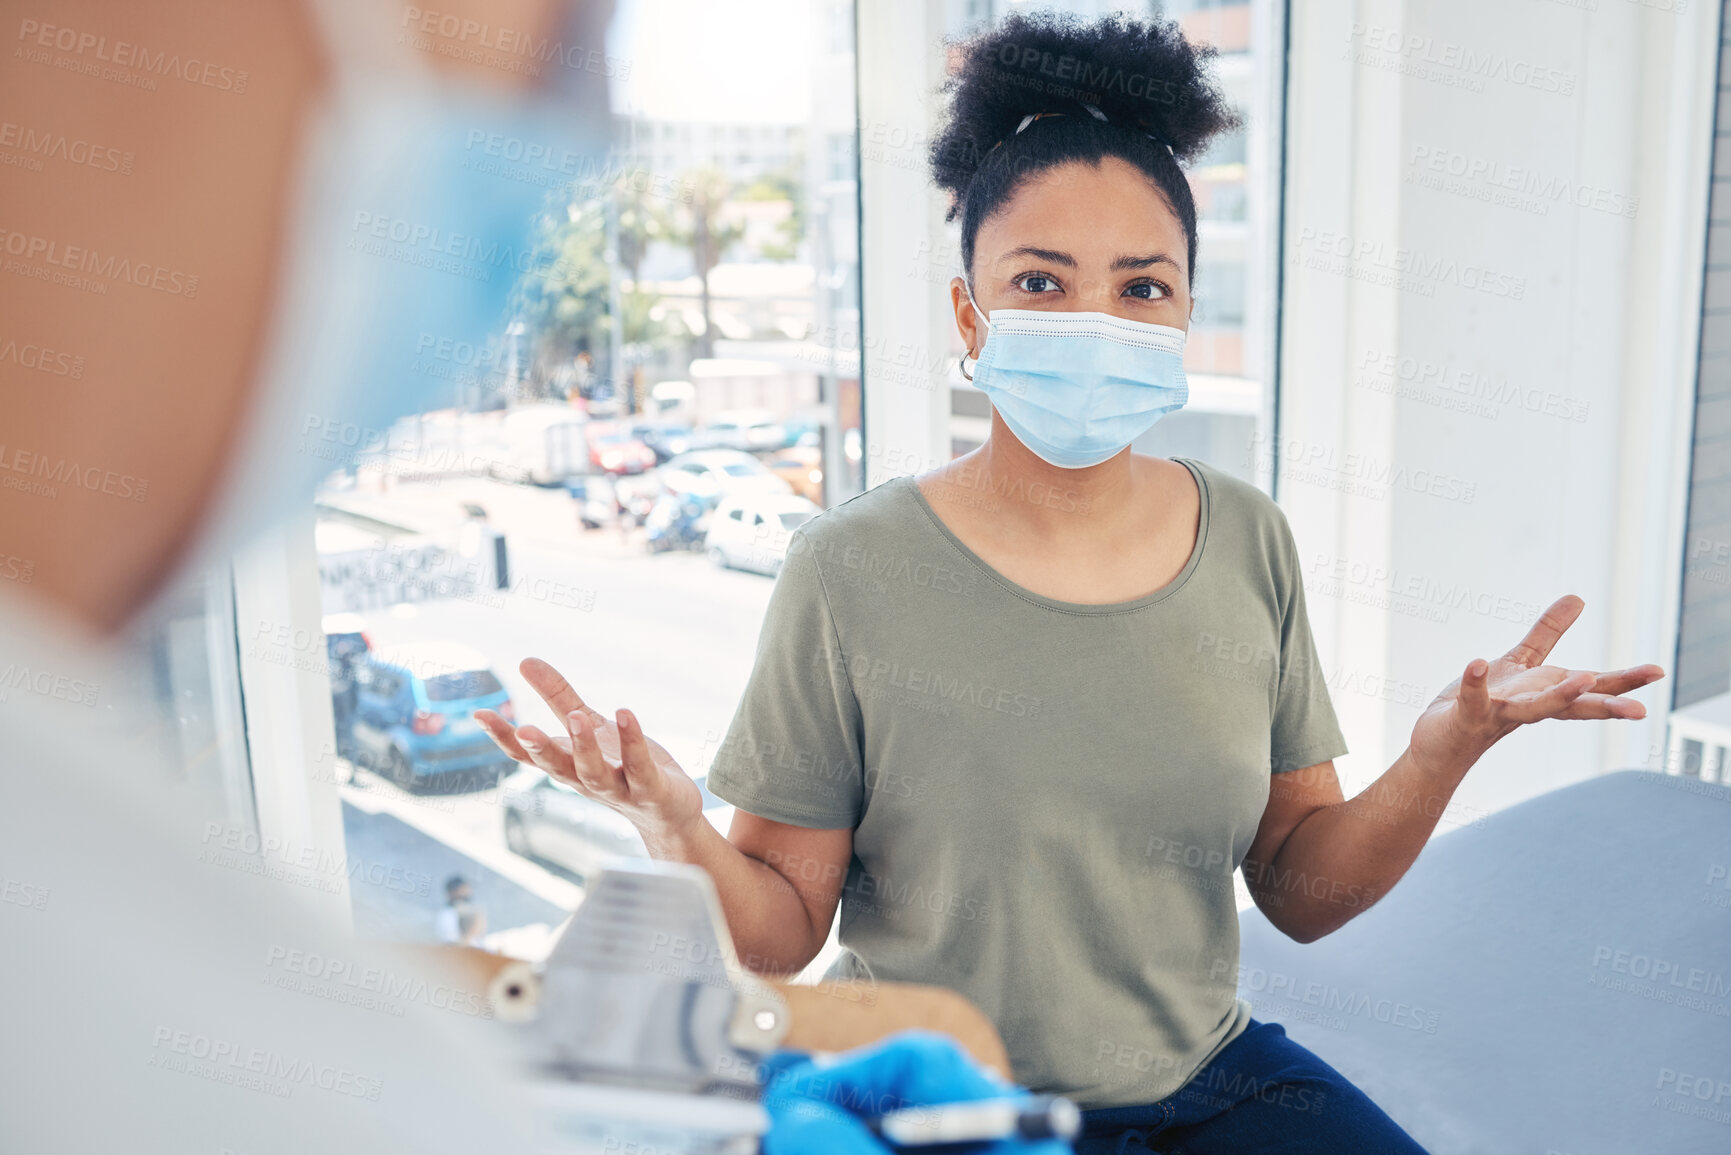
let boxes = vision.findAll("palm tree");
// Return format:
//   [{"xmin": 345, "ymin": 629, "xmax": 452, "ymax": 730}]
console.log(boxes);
[{"xmin": 668, "ymin": 167, "xmax": 745, "ymax": 359}]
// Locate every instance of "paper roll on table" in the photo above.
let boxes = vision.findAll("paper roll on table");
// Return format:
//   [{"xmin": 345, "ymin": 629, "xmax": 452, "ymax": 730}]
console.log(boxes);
[
  {"xmin": 416, "ymin": 943, "xmax": 1009, "ymax": 1077},
  {"xmin": 403, "ymin": 865, "xmax": 1010, "ymax": 1073}
]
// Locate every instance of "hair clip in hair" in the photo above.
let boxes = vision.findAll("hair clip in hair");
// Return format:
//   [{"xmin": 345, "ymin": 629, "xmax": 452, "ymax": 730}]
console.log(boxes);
[{"xmin": 1001, "ymin": 104, "xmax": 1172, "ymax": 155}]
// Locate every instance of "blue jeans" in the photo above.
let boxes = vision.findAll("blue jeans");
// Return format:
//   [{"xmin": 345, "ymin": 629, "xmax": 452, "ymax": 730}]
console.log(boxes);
[{"xmin": 1074, "ymin": 1020, "xmax": 1427, "ymax": 1154}]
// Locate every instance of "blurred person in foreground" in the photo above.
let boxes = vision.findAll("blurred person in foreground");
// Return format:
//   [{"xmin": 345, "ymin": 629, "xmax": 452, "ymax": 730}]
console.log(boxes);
[{"xmin": 0, "ymin": 1, "xmax": 1015, "ymax": 1151}]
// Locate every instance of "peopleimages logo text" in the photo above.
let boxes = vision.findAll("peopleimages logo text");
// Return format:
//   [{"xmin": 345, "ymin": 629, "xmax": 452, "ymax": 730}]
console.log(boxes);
[
  {"xmin": 15, "ymin": 19, "xmax": 249, "ymax": 92},
  {"xmin": 0, "ymin": 443, "xmax": 148, "ymax": 501},
  {"xmin": 0, "ymin": 228, "xmax": 198, "ymax": 297},
  {"xmin": 1346, "ymin": 23, "xmax": 1576, "ymax": 96},
  {"xmin": 1292, "ymin": 227, "xmax": 1525, "ymax": 300},
  {"xmin": 0, "ymin": 120, "xmax": 133, "ymax": 174}
]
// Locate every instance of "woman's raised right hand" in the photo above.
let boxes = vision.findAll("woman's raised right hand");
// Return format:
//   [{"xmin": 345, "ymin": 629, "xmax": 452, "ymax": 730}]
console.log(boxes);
[{"xmin": 474, "ymin": 657, "xmax": 706, "ymax": 842}]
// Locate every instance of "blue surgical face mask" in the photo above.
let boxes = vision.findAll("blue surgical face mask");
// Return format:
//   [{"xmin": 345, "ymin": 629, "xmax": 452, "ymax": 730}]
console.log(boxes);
[
  {"xmin": 965, "ymin": 284, "xmax": 1189, "ymax": 469},
  {"xmin": 149, "ymin": 1, "xmax": 614, "ymax": 617}
]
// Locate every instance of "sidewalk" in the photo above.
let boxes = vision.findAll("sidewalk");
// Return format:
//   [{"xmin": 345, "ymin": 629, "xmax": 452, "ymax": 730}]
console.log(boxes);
[
  {"xmin": 319, "ymin": 475, "xmax": 648, "ymax": 561},
  {"xmin": 340, "ymin": 800, "xmax": 573, "ymax": 947}
]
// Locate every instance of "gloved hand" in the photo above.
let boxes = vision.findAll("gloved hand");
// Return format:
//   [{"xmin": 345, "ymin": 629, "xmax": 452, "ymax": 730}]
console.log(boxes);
[{"xmin": 760, "ymin": 1030, "xmax": 1076, "ymax": 1155}]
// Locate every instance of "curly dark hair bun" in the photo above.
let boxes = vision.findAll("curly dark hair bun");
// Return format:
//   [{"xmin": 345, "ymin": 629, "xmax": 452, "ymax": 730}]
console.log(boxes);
[{"xmin": 930, "ymin": 10, "xmax": 1241, "ymax": 285}]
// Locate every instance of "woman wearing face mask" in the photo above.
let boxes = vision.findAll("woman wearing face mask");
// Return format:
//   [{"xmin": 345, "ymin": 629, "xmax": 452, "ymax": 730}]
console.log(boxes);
[{"xmin": 479, "ymin": 12, "xmax": 1662, "ymax": 1151}]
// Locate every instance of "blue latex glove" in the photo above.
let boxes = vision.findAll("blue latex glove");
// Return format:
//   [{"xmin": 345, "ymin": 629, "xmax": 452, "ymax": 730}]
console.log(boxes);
[{"xmin": 760, "ymin": 1030, "xmax": 1076, "ymax": 1155}]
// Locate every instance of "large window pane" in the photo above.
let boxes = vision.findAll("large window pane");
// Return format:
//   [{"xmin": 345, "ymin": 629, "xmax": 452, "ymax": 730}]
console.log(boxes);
[{"xmin": 301, "ymin": 0, "xmax": 862, "ymax": 957}]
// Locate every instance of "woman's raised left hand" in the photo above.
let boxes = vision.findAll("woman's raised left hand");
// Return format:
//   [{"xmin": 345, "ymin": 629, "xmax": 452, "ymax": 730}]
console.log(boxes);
[{"xmin": 1407, "ymin": 595, "xmax": 1665, "ymax": 777}]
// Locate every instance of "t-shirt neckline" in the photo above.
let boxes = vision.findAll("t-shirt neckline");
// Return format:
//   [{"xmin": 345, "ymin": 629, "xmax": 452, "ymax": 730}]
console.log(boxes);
[{"xmin": 899, "ymin": 457, "xmax": 1211, "ymax": 615}]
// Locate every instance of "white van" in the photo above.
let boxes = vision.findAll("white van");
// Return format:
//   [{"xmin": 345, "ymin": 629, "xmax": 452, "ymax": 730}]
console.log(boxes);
[{"xmin": 494, "ymin": 404, "xmax": 589, "ymax": 485}]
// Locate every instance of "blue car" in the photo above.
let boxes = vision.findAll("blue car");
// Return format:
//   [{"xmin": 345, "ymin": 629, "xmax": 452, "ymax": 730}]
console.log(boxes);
[{"xmin": 350, "ymin": 641, "xmax": 515, "ymax": 792}]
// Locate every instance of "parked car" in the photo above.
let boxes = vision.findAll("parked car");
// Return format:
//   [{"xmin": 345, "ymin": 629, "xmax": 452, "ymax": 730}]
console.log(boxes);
[
  {"xmin": 349, "ymin": 642, "xmax": 515, "ymax": 792},
  {"xmin": 586, "ymin": 423, "xmax": 658, "ymax": 475},
  {"xmin": 322, "ymin": 613, "xmax": 371, "ymax": 658},
  {"xmin": 648, "ymin": 379, "xmax": 695, "ymax": 416},
  {"xmin": 627, "ymin": 421, "xmax": 696, "ymax": 464},
  {"xmin": 643, "ymin": 491, "xmax": 711, "ymax": 553},
  {"xmin": 660, "ymin": 449, "xmax": 793, "ymax": 503},
  {"xmin": 705, "ymin": 492, "xmax": 823, "ymax": 576},
  {"xmin": 780, "ymin": 415, "xmax": 820, "ymax": 448},
  {"xmin": 615, "ymin": 471, "xmax": 663, "ymax": 524},
  {"xmin": 501, "ymin": 767, "xmax": 735, "ymax": 881},
  {"xmin": 703, "ymin": 408, "xmax": 787, "ymax": 453},
  {"xmin": 764, "ymin": 446, "xmax": 824, "ymax": 505}
]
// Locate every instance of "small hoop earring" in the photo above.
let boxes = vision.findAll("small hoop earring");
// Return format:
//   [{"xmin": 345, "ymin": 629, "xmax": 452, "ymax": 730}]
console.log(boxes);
[{"xmin": 959, "ymin": 353, "xmax": 974, "ymax": 382}]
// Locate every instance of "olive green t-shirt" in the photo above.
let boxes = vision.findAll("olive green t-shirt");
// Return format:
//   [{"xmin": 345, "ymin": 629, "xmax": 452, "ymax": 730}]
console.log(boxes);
[{"xmin": 706, "ymin": 458, "xmax": 1348, "ymax": 1108}]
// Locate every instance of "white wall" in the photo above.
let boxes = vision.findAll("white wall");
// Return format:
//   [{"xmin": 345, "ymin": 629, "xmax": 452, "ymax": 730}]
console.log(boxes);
[{"xmin": 1280, "ymin": 0, "xmax": 1719, "ymax": 815}]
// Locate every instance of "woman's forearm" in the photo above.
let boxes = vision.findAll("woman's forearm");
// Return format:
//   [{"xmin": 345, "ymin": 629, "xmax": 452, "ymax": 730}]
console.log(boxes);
[
  {"xmin": 1245, "ymin": 748, "xmax": 1475, "ymax": 942},
  {"xmin": 1250, "ymin": 609, "xmax": 1666, "ymax": 942},
  {"xmin": 640, "ymin": 816, "xmax": 830, "ymax": 975}
]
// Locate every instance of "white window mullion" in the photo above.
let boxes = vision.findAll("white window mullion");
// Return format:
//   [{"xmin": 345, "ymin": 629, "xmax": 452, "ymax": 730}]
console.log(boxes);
[
  {"xmin": 231, "ymin": 508, "xmax": 353, "ymax": 930},
  {"xmin": 856, "ymin": 0, "xmax": 954, "ymax": 488}
]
